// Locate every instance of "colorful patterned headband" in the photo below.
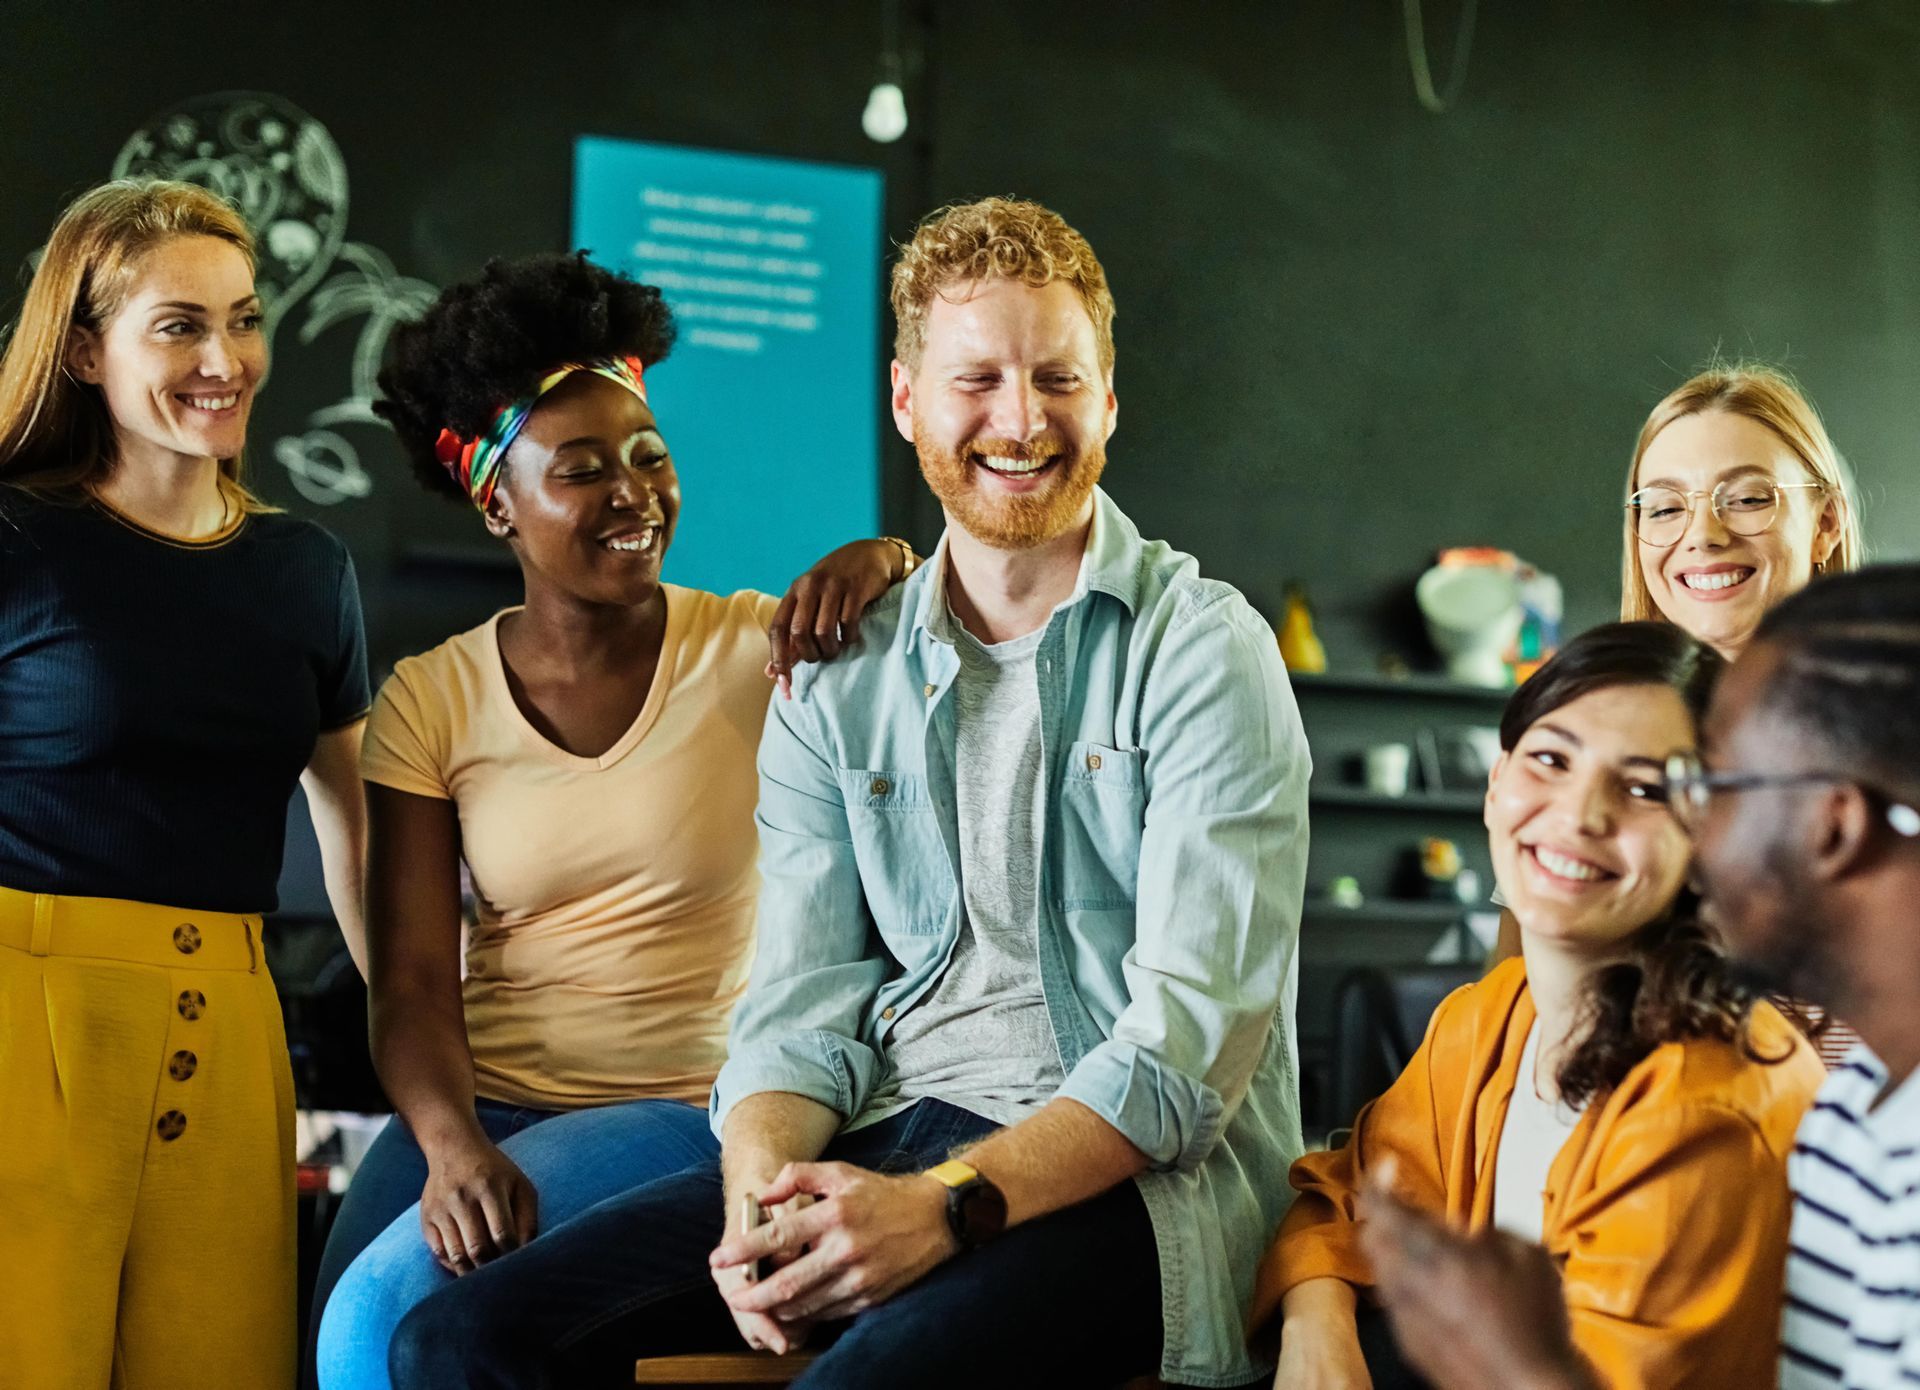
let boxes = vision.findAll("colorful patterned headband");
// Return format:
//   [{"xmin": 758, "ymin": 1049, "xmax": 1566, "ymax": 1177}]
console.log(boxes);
[{"xmin": 434, "ymin": 354, "xmax": 649, "ymax": 510}]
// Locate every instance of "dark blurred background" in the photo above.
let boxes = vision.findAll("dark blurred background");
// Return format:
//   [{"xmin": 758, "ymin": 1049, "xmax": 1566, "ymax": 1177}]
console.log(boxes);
[{"xmin": 6, "ymin": 0, "xmax": 1916, "ymax": 1133}]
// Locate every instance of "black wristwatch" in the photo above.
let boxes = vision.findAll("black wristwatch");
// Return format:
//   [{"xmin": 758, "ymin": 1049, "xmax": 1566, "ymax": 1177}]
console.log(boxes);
[{"xmin": 924, "ymin": 1159, "xmax": 1007, "ymax": 1251}]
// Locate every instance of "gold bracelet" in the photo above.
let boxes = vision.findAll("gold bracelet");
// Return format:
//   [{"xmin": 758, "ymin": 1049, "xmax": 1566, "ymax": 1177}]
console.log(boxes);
[{"xmin": 880, "ymin": 535, "xmax": 920, "ymax": 580}]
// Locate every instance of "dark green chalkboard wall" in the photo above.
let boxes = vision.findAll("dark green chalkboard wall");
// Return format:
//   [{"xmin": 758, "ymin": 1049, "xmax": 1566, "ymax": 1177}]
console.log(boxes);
[{"xmin": 4, "ymin": 0, "xmax": 1916, "ymax": 917}]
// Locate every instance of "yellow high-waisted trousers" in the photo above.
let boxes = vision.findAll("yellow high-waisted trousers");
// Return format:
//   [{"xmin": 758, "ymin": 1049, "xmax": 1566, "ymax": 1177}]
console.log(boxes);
[{"xmin": 0, "ymin": 886, "xmax": 296, "ymax": 1388}]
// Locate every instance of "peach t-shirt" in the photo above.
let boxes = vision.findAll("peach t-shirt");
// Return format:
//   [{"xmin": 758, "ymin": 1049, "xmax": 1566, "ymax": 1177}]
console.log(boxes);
[{"xmin": 361, "ymin": 585, "xmax": 779, "ymax": 1109}]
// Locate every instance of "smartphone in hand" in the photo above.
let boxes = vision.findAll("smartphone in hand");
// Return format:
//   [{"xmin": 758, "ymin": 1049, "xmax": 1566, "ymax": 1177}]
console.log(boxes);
[{"xmin": 739, "ymin": 1193, "xmax": 768, "ymax": 1283}]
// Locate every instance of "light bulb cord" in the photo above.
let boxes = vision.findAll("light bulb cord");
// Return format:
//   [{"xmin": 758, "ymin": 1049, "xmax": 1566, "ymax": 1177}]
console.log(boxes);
[{"xmin": 1403, "ymin": 0, "xmax": 1479, "ymax": 114}]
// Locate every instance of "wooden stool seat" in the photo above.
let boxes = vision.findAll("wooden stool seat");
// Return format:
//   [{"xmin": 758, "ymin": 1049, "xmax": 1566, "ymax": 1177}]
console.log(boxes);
[
  {"xmin": 634, "ymin": 1350, "xmax": 819, "ymax": 1385},
  {"xmin": 634, "ymin": 1350, "xmax": 1164, "ymax": 1388}
]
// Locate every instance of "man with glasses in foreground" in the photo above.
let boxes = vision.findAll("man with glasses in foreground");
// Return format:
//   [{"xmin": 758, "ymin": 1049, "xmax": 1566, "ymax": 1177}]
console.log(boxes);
[{"xmin": 1353, "ymin": 564, "xmax": 1920, "ymax": 1390}]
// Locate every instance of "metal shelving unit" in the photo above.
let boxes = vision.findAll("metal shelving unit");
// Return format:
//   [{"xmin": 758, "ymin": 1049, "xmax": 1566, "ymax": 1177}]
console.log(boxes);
[
  {"xmin": 1291, "ymin": 671, "xmax": 1512, "ymax": 703},
  {"xmin": 1309, "ymin": 785, "xmax": 1486, "ymax": 814},
  {"xmin": 1301, "ymin": 897, "xmax": 1468, "ymax": 925},
  {"xmin": 1288, "ymin": 667, "xmax": 1508, "ymax": 1129}
]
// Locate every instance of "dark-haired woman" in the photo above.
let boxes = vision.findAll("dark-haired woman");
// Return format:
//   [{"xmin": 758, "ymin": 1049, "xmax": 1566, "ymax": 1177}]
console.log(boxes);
[
  {"xmin": 1252, "ymin": 623, "xmax": 1824, "ymax": 1390},
  {"xmin": 309, "ymin": 253, "xmax": 912, "ymax": 1390}
]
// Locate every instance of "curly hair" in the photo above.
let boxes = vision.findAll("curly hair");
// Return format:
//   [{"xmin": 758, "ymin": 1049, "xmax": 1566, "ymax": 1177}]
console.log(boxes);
[
  {"xmin": 374, "ymin": 252, "xmax": 676, "ymax": 501},
  {"xmin": 1498, "ymin": 622, "xmax": 1803, "ymax": 1107},
  {"xmin": 890, "ymin": 197, "xmax": 1114, "ymax": 374},
  {"xmin": 1752, "ymin": 564, "xmax": 1920, "ymax": 810}
]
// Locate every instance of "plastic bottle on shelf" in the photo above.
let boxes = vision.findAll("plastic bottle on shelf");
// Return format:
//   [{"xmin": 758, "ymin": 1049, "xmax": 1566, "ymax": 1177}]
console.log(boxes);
[{"xmin": 1277, "ymin": 582, "xmax": 1328, "ymax": 674}]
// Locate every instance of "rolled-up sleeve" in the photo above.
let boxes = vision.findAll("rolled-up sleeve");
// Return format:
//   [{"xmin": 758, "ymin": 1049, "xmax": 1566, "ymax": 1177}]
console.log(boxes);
[
  {"xmin": 710, "ymin": 680, "xmax": 887, "ymax": 1135},
  {"xmin": 1055, "ymin": 588, "xmax": 1310, "ymax": 1171}
]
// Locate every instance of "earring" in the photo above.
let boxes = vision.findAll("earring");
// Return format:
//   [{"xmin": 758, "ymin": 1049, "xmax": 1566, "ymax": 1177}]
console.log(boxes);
[{"xmin": 1812, "ymin": 560, "xmax": 1826, "ymax": 578}]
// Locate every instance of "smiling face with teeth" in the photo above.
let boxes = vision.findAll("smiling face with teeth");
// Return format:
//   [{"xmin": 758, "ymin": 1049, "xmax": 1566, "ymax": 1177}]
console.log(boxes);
[
  {"xmin": 484, "ymin": 372, "xmax": 679, "ymax": 610},
  {"xmin": 1485, "ymin": 682, "xmax": 1697, "ymax": 953},
  {"xmin": 1634, "ymin": 409, "xmax": 1841, "ymax": 660},
  {"xmin": 65, "ymin": 234, "xmax": 266, "ymax": 471},
  {"xmin": 892, "ymin": 278, "xmax": 1116, "ymax": 551}
]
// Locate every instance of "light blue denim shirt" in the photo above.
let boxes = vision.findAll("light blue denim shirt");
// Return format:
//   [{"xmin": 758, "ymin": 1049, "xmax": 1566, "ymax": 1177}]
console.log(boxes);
[{"xmin": 712, "ymin": 488, "xmax": 1310, "ymax": 1386}]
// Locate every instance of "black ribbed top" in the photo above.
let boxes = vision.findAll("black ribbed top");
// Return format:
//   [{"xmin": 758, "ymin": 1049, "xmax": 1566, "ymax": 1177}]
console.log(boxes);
[{"xmin": 0, "ymin": 490, "xmax": 369, "ymax": 912}]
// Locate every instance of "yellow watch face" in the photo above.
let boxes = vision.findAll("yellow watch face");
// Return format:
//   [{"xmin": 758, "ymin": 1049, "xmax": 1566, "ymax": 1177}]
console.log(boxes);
[{"xmin": 925, "ymin": 1159, "xmax": 979, "ymax": 1189}]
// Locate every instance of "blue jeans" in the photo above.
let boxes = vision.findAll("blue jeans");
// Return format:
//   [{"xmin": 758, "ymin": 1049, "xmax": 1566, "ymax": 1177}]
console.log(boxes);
[
  {"xmin": 309, "ymin": 1097, "xmax": 718, "ymax": 1390},
  {"xmin": 387, "ymin": 1099, "xmax": 1165, "ymax": 1388}
]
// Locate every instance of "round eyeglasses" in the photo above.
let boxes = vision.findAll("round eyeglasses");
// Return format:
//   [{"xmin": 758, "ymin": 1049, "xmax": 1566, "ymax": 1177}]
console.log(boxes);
[
  {"xmin": 1662, "ymin": 751, "xmax": 1920, "ymax": 839},
  {"xmin": 1627, "ymin": 479, "xmax": 1825, "ymax": 549}
]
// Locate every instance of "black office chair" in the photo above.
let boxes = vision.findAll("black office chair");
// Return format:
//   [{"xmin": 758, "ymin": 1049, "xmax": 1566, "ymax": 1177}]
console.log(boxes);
[
  {"xmin": 1323, "ymin": 964, "xmax": 1477, "ymax": 1390},
  {"xmin": 1327, "ymin": 963, "xmax": 1480, "ymax": 1135}
]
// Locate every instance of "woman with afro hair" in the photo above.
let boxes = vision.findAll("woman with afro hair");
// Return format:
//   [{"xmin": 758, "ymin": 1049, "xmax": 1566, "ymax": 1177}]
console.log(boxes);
[{"xmin": 309, "ymin": 252, "xmax": 915, "ymax": 1389}]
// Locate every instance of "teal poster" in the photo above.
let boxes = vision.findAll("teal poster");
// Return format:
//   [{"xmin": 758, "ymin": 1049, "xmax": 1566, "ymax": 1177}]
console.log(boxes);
[{"xmin": 573, "ymin": 137, "xmax": 885, "ymax": 596}]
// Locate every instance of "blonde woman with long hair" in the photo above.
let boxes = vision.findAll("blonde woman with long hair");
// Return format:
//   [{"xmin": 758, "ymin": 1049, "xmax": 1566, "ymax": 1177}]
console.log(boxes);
[
  {"xmin": 0, "ymin": 180, "xmax": 370, "ymax": 1386},
  {"xmin": 1619, "ymin": 364, "xmax": 1860, "ymax": 654}
]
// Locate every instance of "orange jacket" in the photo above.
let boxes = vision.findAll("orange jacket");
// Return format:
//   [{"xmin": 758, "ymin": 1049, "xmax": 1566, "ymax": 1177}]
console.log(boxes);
[{"xmin": 1252, "ymin": 958, "xmax": 1823, "ymax": 1389}]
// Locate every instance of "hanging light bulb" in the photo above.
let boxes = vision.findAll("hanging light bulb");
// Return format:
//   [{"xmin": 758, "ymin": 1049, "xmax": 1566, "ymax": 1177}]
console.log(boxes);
[
  {"xmin": 863, "ymin": 0, "xmax": 908, "ymax": 144},
  {"xmin": 862, "ymin": 80, "xmax": 907, "ymax": 143}
]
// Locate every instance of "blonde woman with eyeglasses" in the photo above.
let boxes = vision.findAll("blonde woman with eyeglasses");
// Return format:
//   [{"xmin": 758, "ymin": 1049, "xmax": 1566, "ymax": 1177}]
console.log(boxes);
[{"xmin": 1619, "ymin": 364, "xmax": 1861, "ymax": 657}]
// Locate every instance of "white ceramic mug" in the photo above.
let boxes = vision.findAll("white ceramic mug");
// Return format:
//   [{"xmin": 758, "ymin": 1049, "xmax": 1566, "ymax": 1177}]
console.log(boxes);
[{"xmin": 1364, "ymin": 743, "xmax": 1413, "ymax": 797}]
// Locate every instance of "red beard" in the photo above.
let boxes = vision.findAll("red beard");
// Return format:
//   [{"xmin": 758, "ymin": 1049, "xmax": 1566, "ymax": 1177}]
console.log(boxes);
[{"xmin": 915, "ymin": 431, "xmax": 1106, "ymax": 550}]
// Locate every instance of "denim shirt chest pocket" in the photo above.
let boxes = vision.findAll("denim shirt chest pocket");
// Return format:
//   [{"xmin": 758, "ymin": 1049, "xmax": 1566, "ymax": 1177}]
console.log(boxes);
[
  {"xmin": 1056, "ymin": 741, "xmax": 1144, "ymax": 910},
  {"xmin": 836, "ymin": 768, "xmax": 953, "ymax": 942}
]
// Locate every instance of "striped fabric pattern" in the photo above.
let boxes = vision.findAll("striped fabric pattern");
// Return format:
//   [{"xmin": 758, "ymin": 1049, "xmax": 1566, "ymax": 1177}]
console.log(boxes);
[
  {"xmin": 1774, "ymin": 999, "xmax": 1862, "ymax": 1072},
  {"xmin": 1781, "ymin": 1047, "xmax": 1920, "ymax": 1388},
  {"xmin": 1819, "ymin": 1020, "xmax": 1869, "ymax": 1070}
]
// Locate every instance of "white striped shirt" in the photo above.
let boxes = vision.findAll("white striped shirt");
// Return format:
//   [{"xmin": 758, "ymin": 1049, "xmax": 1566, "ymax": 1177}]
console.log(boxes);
[{"xmin": 1782, "ymin": 1047, "xmax": 1920, "ymax": 1388}]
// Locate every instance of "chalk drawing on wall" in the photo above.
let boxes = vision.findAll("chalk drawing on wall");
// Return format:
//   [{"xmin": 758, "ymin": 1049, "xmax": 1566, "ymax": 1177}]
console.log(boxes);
[
  {"xmin": 277, "ymin": 245, "xmax": 438, "ymax": 506},
  {"xmin": 113, "ymin": 91, "xmax": 348, "ymax": 348},
  {"xmin": 111, "ymin": 91, "xmax": 437, "ymax": 505}
]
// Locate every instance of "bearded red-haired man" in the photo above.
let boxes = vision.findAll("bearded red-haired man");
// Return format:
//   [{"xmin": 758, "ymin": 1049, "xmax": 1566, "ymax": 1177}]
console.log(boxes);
[{"xmin": 390, "ymin": 199, "xmax": 1311, "ymax": 1390}]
